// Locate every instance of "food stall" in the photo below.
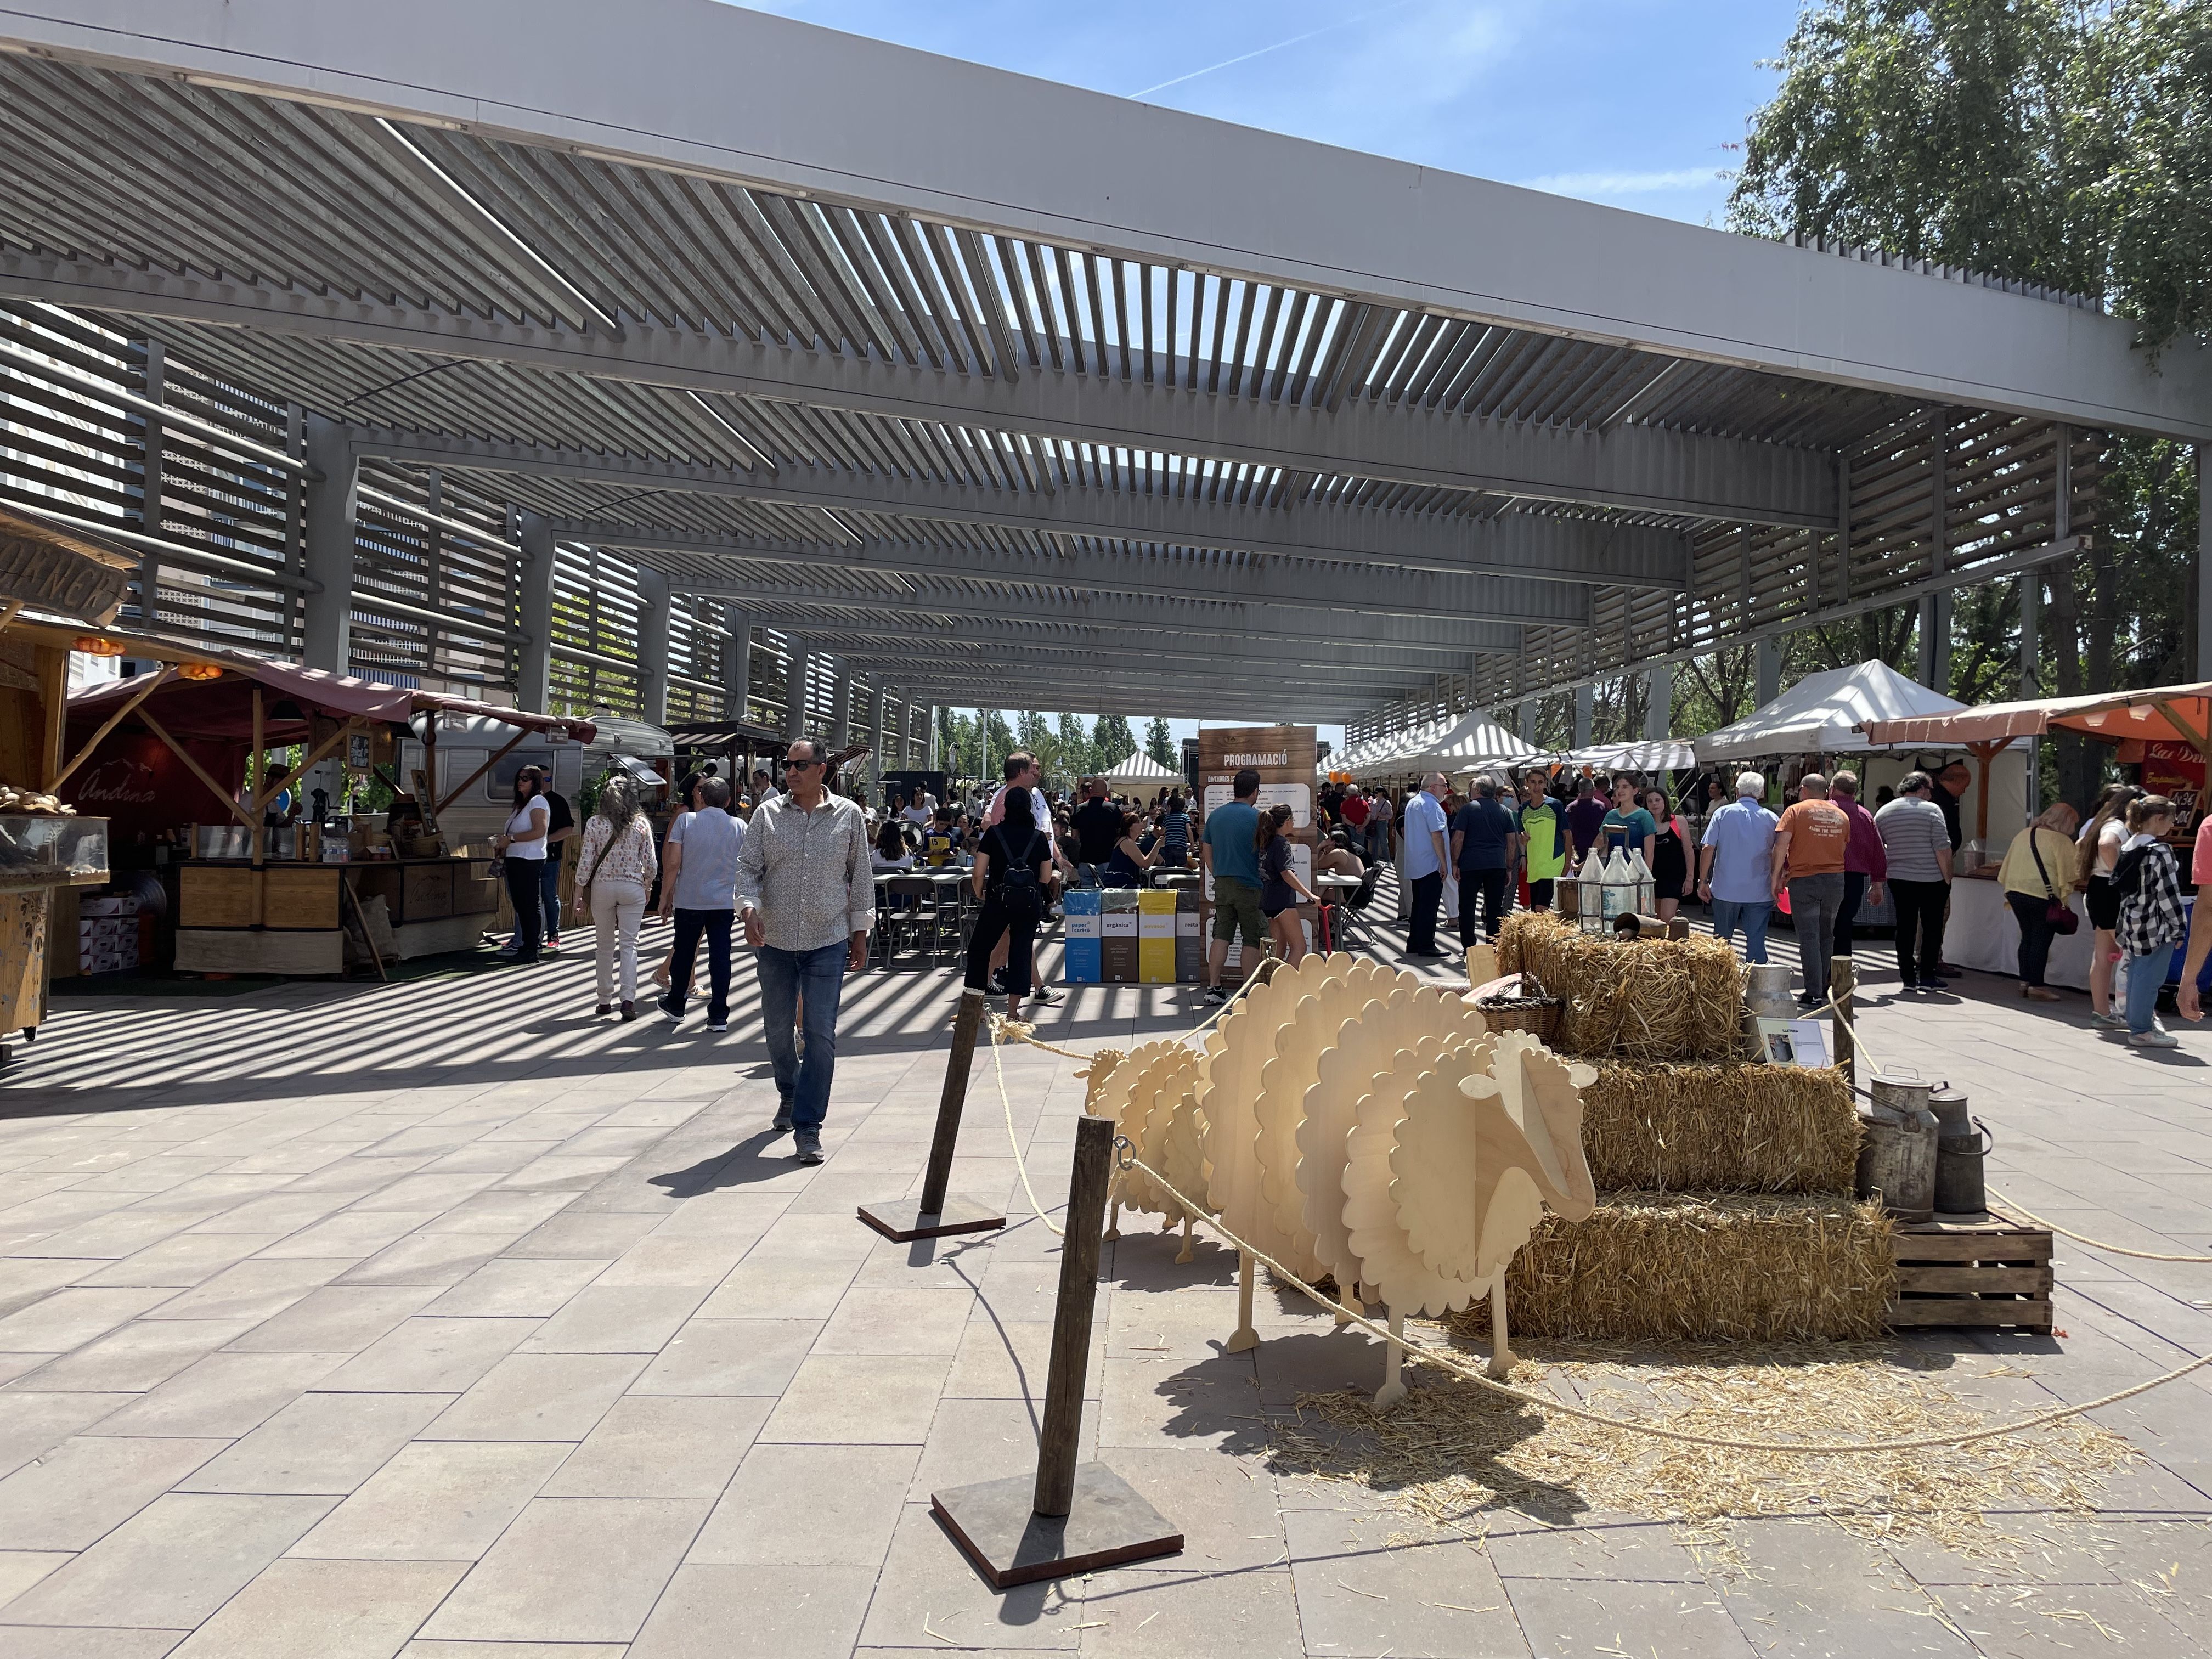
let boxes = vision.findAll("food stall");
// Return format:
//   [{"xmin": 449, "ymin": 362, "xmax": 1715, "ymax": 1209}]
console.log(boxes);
[
  {"xmin": 1863, "ymin": 681, "xmax": 2212, "ymax": 991},
  {"xmin": 0, "ymin": 506, "xmax": 133, "ymax": 1055},
  {"xmin": 60, "ymin": 646, "xmax": 595, "ymax": 976}
]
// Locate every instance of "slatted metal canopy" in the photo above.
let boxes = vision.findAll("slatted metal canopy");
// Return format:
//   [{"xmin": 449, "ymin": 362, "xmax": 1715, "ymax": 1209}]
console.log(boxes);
[{"xmin": 1, "ymin": 0, "xmax": 2205, "ymax": 735}]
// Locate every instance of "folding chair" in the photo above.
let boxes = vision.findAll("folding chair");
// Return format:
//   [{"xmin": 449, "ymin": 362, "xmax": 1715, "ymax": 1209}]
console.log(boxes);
[{"xmin": 1330, "ymin": 866, "xmax": 1385, "ymax": 955}]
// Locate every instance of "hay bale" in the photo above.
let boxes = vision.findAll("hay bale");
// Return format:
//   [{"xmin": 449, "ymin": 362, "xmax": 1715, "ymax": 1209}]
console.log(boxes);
[
  {"xmin": 1446, "ymin": 1192, "xmax": 1895, "ymax": 1342},
  {"xmin": 1497, "ymin": 911, "xmax": 1743, "ymax": 1063},
  {"xmin": 1581, "ymin": 1063, "xmax": 1858, "ymax": 1194}
]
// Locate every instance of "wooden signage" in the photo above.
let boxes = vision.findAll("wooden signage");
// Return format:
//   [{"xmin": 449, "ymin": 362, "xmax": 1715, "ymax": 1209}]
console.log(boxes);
[{"xmin": 1194, "ymin": 725, "xmax": 1318, "ymax": 894}]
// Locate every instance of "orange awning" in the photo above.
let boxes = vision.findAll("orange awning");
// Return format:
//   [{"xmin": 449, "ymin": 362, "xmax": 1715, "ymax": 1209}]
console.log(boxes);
[{"xmin": 1861, "ymin": 682, "xmax": 2212, "ymax": 756}]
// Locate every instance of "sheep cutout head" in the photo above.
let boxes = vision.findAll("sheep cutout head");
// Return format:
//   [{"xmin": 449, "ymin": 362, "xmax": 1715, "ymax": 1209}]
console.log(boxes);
[{"xmin": 1391, "ymin": 1034, "xmax": 1598, "ymax": 1290}]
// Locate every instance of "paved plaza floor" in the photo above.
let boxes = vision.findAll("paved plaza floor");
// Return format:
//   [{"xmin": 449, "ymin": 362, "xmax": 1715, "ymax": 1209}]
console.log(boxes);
[{"xmin": 2, "ymin": 907, "xmax": 2210, "ymax": 1657}]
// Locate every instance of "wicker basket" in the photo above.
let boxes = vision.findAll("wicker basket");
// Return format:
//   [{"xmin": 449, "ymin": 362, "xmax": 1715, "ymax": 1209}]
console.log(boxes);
[{"xmin": 1476, "ymin": 969, "xmax": 1564, "ymax": 1043}]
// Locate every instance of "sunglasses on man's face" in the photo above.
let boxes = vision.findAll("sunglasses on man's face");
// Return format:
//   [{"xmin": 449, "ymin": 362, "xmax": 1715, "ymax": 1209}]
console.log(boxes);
[{"xmin": 788, "ymin": 757, "xmax": 822, "ymax": 770}]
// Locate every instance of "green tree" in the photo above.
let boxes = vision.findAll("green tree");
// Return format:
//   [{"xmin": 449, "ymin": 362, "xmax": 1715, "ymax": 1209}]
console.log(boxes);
[
  {"xmin": 1724, "ymin": 0, "xmax": 2210, "ymax": 808},
  {"xmin": 1091, "ymin": 714, "xmax": 1137, "ymax": 768},
  {"xmin": 1055, "ymin": 713, "xmax": 1096, "ymax": 778},
  {"xmin": 1144, "ymin": 716, "xmax": 1176, "ymax": 768}
]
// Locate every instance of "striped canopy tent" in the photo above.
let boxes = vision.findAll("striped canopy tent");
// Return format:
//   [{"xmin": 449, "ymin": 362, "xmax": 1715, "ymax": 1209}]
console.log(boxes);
[
  {"xmin": 1352, "ymin": 709, "xmax": 1541, "ymax": 781},
  {"xmin": 1101, "ymin": 751, "xmax": 1179, "ymax": 787}
]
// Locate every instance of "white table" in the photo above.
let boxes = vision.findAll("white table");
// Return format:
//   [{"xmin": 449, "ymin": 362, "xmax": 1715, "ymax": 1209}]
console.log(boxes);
[{"xmin": 1940, "ymin": 874, "xmax": 2094, "ymax": 990}]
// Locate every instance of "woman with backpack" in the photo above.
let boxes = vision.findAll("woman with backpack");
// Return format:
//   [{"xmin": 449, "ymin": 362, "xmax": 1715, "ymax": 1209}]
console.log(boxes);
[
  {"xmin": 2112, "ymin": 794, "xmax": 2187, "ymax": 1050},
  {"xmin": 965, "ymin": 785, "xmax": 1056, "ymax": 1018}
]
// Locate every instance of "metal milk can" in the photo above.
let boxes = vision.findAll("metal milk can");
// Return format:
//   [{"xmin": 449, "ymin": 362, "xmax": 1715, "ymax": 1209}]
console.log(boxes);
[
  {"xmin": 1856, "ymin": 1076, "xmax": 1938, "ymax": 1223},
  {"xmin": 1928, "ymin": 1084, "xmax": 1990, "ymax": 1215}
]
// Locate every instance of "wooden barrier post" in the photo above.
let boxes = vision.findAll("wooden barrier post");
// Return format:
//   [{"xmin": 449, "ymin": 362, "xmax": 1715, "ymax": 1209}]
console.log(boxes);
[
  {"xmin": 857, "ymin": 986, "xmax": 1007, "ymax": 1242},
  {"xmin": 932, "ymin": 1113, "xmax": 1182, "ymax": 1588},
  {"xmin": 1832, "ymin": 954, "xmax": 1855, "ymax": 1082}
]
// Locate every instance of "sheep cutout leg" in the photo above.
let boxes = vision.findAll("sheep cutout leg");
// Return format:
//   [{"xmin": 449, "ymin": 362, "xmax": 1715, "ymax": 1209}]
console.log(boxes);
[
  {"xmin": 1226, "ymin": 1250, "xmax": 1259, "ymax": 1353},
  {"xmin": 1334, "ymin": 1278, "xmax": 1358, "ymax": 1328},
  {"xmin": 1176, "ymin": 1214, "xmax": 1194, "ymax": 1264},
  {"xmin": 1104, "ymin": 1198, "xmax": 1122, "ymax": 1243},
  {"xmin": 1372, "ymin": 1308, "xmax": 1408, "ymax": 1412},
  {"xmin": 1487, "ymin": 1279, "xmax": 1516, "ymax": 1380}
]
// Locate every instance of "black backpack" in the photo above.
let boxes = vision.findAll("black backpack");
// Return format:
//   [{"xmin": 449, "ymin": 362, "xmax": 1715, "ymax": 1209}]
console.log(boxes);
[{"xmin": 993, "ymin": 827, "xmax": 1047, "ymax": 923}]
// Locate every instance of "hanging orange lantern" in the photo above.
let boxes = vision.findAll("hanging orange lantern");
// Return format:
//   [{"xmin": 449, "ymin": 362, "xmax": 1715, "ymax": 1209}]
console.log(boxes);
[
  {"xmin": 177, "ymin": 662, "xmax": 223, "ymax": 682},
  {"xmin": 72, "ymin": 635, "xmax": 126, "ymax": 656}
]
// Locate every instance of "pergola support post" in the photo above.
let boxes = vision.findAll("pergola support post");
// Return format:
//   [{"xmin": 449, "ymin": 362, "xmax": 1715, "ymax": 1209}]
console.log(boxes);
[
  {"xmin": 300, "ymin": 415, "xmax": 360, "ymax": 673},
  {"xmin": 1572, "ymin": 684, "xmax": 1593, "ymax": 747},
  {"xmin": 516, "ymin": 514, "xmax": 556, "ymax": 713},
  {"xmin": 1755, "ymin": 636, "xmax": 1781, "ymax": 707},
  {"xmin": 724, "ymin": 608, "xmax": 753, "ymax": 725},
  {"xmin": 1643, "ymin": 665, "xmax": 1671, "ymax": 742},
  {"xmin": 637, "ymin": 567, "xmax": 671, "ymax": 727},
  {"xmin": 783, "ymin": 637, "xmax": 811, "ymax": 743}
]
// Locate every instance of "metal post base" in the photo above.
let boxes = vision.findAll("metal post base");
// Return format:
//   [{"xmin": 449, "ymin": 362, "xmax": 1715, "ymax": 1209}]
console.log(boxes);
[
  {"xmin": 856, "ymin": 1197, "xmax": 1007, "ymax": 1243},
  {"xmin": 932, "ymin": 1463, "xmax": 1183, "ymax": 1589}
]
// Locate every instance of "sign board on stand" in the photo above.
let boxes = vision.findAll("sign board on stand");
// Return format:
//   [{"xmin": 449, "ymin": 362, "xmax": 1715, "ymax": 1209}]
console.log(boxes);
[{"xmin": 1194, "ymin": 724, "xmax": 1318, "ymax": 934}]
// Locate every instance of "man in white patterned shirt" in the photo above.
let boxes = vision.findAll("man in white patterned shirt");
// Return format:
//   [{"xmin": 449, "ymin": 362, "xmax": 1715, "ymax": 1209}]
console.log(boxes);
[{"xmin": 736, "ymin": 737, "xmax": 876, "ymax": 1164}]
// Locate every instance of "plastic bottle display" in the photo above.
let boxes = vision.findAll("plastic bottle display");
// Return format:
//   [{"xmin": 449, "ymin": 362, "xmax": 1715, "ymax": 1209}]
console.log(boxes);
[
  {"xmin": 1599, "ymin": 848, "xmax": 1632, "ymax": 918},
  {"xmin": 1627, "ymin": 848, "xmax": 1655, "ymax": 916}
]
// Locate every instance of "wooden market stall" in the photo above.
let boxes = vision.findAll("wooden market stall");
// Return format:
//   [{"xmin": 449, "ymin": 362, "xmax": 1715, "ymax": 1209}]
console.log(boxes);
[
  {"xmin": 1863, "ymin": 682, "xmax": 2212, "ymax": 990},
  {"xmin": 0, "ymin": 505, "xmax": 133, "ymax": 1055},
  {"xmin": 55, "ymin": 639, "xmax": 595, "ymax": 977}
]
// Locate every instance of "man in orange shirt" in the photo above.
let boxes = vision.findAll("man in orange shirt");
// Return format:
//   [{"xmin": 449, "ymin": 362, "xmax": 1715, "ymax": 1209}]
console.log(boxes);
[{"xmin": 1770, "ymin": 772, "xmax": 1852, "ymax": 1009}]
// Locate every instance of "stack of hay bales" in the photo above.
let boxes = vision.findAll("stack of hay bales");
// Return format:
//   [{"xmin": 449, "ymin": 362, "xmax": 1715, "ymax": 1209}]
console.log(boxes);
[{"xmin": 1459, "ymin": 912, "xmax": 1894, "ymax": 1341}]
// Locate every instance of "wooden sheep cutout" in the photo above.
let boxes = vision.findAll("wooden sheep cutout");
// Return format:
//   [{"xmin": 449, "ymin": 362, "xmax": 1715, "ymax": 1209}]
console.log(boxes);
[
  {"xmin": 1251, "ymin": 958, "xmax": 1389, "ymax": 1283},
  {"xmin": 1100, "ymin": 1041, "xmax": 1201, "ymax": 1250}
]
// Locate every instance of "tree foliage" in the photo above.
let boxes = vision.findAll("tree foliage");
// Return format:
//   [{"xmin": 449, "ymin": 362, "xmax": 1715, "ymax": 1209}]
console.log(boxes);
[
  {"xmin": 1144, "ymin": 716, "xmax": 1177, "ymax": 768},
  {"xmin": 1091, "ymin": 714, "xmax": 1137, "ymax": 769}
]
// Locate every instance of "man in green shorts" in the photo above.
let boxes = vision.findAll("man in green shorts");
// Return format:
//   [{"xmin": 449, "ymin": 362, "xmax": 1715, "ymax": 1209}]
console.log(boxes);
[{"xmin": 1201, "ymin": 768, "xmax": 1266, "ymax": 1004}]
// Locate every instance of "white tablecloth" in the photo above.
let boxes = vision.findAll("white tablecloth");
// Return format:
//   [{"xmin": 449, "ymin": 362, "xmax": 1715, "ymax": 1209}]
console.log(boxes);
[{"xmin": 1941, "ymin": 875, "xmax": 2094, "ymax": 990}]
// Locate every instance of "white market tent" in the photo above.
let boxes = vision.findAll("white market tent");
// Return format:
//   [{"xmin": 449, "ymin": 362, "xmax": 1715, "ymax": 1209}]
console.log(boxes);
[
  {"xmin": 1356, "ymin": 709, "xmax": 1543, "ymax": 778},
  {"xmin": 1695, "ymin": 661, "xmax": 1966, "ymax": 763},
  {"xmin": 1556, "ymin": 738, "xmax": 1701, "ymax": 772},
  {"xmin": 1101, "ymin": 751, "xmax": 1179, "ymax": 786},
  {"xmin": 1342, "ymin": 713, "xmax": 1458, "ymax": 780}
]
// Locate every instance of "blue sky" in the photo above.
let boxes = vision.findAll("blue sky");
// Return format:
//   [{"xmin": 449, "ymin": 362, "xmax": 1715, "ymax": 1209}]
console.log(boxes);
[{"xmin": 740, "ymin": 0, "xmax": 1802, "ymax": 746}]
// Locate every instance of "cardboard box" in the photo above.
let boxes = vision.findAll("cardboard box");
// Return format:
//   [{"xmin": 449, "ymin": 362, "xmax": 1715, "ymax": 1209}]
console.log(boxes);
[
  {"xmin": 1175, "ymin": 890, "xmax": 1204, "ymax": 981},
  {"xmin": 1062, "ymin": 888, "xmax": 1102, "ymax": 984}
]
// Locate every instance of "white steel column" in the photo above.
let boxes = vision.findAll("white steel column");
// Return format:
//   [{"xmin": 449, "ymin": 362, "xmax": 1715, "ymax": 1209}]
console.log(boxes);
[
  {"xmin": 1917, "ymin": 591, "xmax": 1952, "ymax": 695},
  {"xmin": 636, "ymin": 568, "xmax": 671, "ymax": 727},
  {"xmin": 1572, "ymin": 685, "xmax": 1593, "ymax": 747},
  {"xmin": 516, "ymin": 512, "xmax": 556, "ymax": 712},
  {"xmin": 1518, "ymin": 702, "xmax": 1536, "ymax": 744},
  {"xmin": 927, "ymin": 703, "xmax": 941, "ymax": 771},
  {"xmin": 300, "ymin": 414, "xmax": 360, "ymax": 673},
  {"xmin": 1755, "ymin": 636, "xmax": 1781, "ymax": 707}
]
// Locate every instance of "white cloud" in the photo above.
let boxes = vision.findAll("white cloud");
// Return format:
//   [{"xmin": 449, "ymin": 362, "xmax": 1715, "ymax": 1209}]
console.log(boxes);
[{"xmin": 1519, "ymin": 166, "xmax": 1718, "ymax": 196}]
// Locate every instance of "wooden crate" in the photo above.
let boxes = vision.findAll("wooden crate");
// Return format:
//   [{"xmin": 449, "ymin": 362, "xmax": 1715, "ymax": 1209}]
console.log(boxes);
[
  {"xmin": 1886, "ymin": 1211, "xmax": 2053, "ymax": 1334},
  {"xmin": 402, "ymin": 861, "xmax": 455, "ymax": 921},
  {"xmin": 175, "ymin": 928, "xmax": 343, "ymax": 976}
]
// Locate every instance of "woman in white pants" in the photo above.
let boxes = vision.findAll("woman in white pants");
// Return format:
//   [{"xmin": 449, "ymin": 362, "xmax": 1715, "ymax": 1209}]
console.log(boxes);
[{"xmin": 574, "ymin": 776, "xmax": 659, "ymax": 1019}]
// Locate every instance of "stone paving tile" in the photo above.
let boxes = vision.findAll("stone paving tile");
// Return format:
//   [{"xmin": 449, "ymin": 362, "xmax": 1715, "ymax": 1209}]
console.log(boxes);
[
  {"xmin": 628, "ymin": 1317, "xmax": 818, "ymax": 1396},
  {"xmin": 1502, "ymin": 1575, "xmax": 1759, "ymax": 1658},
  {"xmin": 540, "ymin": 1394, "xmax": 771, "ymax": 1499},
  {"xmin": 166, "ymin": 1556, "xmax": 467, "ymax": 1659},
  {"xmin": 0, "ymin": 1392, "xmax": 139, "ymax": 1476},
  {"xmin": 420, "ymin": 1255, "xmax": 612, "ymax": 1317},
  {"xmin": 630, "ymin": 1561, "xmax": 878, "ymax": 1658},
  {"xmin": 286, "ymin": 1440, "xmax": 571, "ymax": 1562},
  {"xmin": 315, "ymin": 1316, "xmax": 539, "ymax": 1393},
  {"xmin": 760, "ymin": 1353, "xmax": 954, "ymax": 1444},
  {"xmin": 78, "ymin": 1233, "xmax": 288, "ymax": 1289},
  {"xmin": 857, "ymin": 1501, "xmax": 1085, "ymax": 1651},
  {"xmin": 83, "ymin": 1350, "xmax": 347, "ymax": 1438},
  {"xmin": 143, "ymin": 1257, "xmax": 352, "ymax": 1323},
  {"xmin": 177, "ymin": 1392, "xmax": 451, "ymax": 1495},
  {"xmin": 0, "ymin": 1627, "xmax": 188, "ymax": 1657},
  {"xmin": 415, "ymin": 1496, "xmax": 708, "ymax": 1644},
  {"xmin": 0, "ymin": 1492, "xmax": 334, "ymax": 1630},
  {"xmin": 516, "ymin": 1285, "xmax": 707, "ymax": 1354},
  {"xmin": 422, "ymin": 1351, "xmax": 648, "ymax": 1441},
  {"xmin": 0, "ymin": 1289, "xmax": 174, "ymax": 1352},
  {"xmin": 1282, "ymin": 1507, "xmax": 1525, "ymax": 1659},
  {"xmin": 1075, "ymin": 1565, "xmax": 1307, "ymax": 1658},
  {"xmin": 689, "ymin": 1442, "xmax": 918, "ymax": 1567},
  {"xmin": 219, "ymin": 1284, "xmax": 443, "ymax": 1353},
  {"xmin": 0, "ymin": 1434, "xmax": 229, "ymax": 1550}
]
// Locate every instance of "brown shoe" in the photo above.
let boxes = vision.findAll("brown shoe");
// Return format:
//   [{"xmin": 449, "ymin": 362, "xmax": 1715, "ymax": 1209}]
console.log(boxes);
[
  {"xmin": 620, "ymin": 1000, "xmax": 636, "ymax": 1021},
  {"xmin": 2023, "ymin": 985, "xmax": 2061, "ymax": 1002},
  {"xmin": 595, "ymin": 1002, "xmax": 612, "ymax": 1016}
]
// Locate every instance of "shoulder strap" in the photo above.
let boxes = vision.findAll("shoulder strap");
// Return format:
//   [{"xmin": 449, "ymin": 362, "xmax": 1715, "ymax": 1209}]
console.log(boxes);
[
  {"xmin": 2027, "ymin": 829, "xmax": 2059, "ymax": 900},
  {"xmin": 581, "ymin": 817, "xmax": 623, "ymax": 888}
]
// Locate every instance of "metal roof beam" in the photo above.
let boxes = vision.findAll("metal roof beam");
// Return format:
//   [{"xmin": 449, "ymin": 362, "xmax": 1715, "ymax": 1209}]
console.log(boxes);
[
  {"xmin": 659, "ymin": 577, "xmax": 1517, "ymax": 654},
  {"xmin": 3, "ymin": 4, "xmax": 2202, "ymax": 438},
  {"xmin": 561, "ymin": 521, "xmax": 1588, "ymax": 627},
  {"xmin": 0, "ymin": 251, "xmax": 1829, "ymax": 526},
  {"xmin": 348, "ymin": 427, "xmax": 1695, "ymax": 586}
]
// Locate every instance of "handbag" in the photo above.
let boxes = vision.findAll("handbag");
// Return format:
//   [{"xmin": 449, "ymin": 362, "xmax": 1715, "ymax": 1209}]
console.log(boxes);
[{"xmin": 2028, "ymin": 832, "xmax": 2079, "ymax": 936}]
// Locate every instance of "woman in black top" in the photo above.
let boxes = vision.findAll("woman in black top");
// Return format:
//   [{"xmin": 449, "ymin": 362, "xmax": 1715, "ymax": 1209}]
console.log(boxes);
[
  {"xmin": 966, "ymin": 786, "xmax": 1056, "ymax": 1017},
  {"xmin": 1104, "ymin": 809, "xmax": 1157, "ymax": 887},
  {"xmin": 1643, "ymin": 786, "xmax": 1693, "ymax": 918},
  {"xmin": 1257, "ymin": 803, "xmax": 1319, "ymax": 967}
]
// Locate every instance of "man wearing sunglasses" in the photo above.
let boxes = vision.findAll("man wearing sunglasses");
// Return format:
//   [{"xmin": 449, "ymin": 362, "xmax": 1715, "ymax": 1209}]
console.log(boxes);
[{"xmin": 736, "ymin": 737, "xmax": 876, "ymax": 1165}]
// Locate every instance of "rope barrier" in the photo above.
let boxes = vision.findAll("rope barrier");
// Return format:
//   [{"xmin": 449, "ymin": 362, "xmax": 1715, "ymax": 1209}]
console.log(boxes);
[
  {"xmin": 975, "ymin": 966, "xmax": 2212, "ymax": 1454},
  {"xmin": 1109, "ymin": 1145, "xmax": 2212, "ymax": 1456}
]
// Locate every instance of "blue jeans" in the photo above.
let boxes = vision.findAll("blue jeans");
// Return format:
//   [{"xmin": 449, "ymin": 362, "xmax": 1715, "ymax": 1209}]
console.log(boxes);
[
  {"xmin": 1711, "ymin": 896, "xmax": 1771, "ymax": 964},
  {"xmin": 539, "ymin": 859, "xmax": 562, "ymax": 939},
  {"xmin": 2125, "ymin": 946, "xmax": 2174, "ymax": 1035},
  {"xmin": 758, "ymin": 942, "xmax": 848, "ymax": 1133}
]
